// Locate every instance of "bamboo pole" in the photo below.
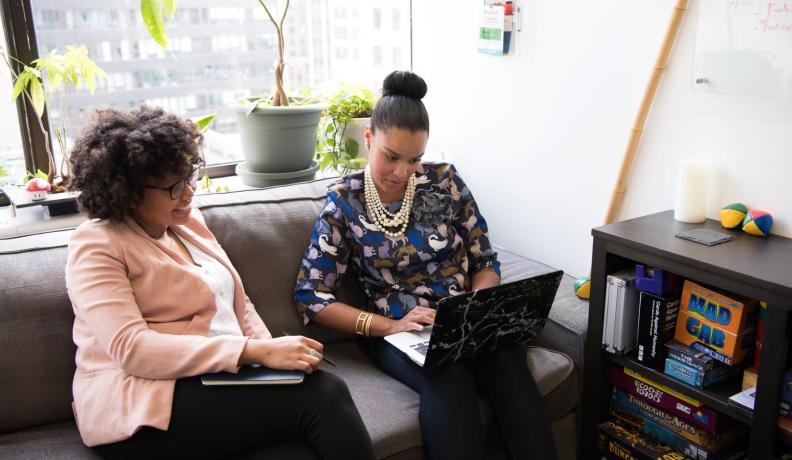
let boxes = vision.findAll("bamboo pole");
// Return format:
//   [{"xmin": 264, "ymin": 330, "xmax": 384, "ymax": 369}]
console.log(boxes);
[{"xmin": 603, "ymin": 0, "xmax": 689, "ymax": 225}]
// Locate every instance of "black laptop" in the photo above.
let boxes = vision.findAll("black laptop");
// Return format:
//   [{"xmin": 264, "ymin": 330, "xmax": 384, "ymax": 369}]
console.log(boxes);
[{"xmin": 384, "ymin": 270, "xmax": 563, "ymax": 368}]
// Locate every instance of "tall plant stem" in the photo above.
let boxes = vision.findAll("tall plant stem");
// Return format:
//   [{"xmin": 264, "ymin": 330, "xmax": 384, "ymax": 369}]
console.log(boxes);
[{"xmin": 258, "ymin": 0, "xmax": 290, "ymax": 106}]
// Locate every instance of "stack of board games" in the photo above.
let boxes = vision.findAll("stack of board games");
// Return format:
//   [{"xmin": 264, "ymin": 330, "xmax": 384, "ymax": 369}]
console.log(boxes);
[
  {"xmin": 663, "ymin": 340, "xmax": 743, "ymax": 389},
  {"xmin": 601, "ymin": 366, "xmax": 748, "ymax": 459},
  {"xmin": 597, "ymin": 420, "xmax": 688, "ymax": 460}
]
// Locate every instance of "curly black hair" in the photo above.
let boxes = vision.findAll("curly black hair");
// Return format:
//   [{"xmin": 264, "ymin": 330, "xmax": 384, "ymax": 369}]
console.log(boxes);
[{"xmin": 68, "ymin": 105, "xmax": 204, "ymax": 221}]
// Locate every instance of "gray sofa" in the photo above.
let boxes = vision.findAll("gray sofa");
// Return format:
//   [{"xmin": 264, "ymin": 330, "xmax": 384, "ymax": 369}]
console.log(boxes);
[{"xmin": 0, "ymin": 178, "xmax": 589, "ymax": 459}]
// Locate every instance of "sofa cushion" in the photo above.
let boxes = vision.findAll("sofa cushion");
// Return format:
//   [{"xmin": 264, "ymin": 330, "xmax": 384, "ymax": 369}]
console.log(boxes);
[
  {"xmin": 0, "ymin": 232, "xmax": 76, "ymax": 434},
  {"xmin": 0, "ymin": 421, "xmax": 98, "ymax": 460},
  {"xmin": 325, "ymin": 341, "xmax": 577, "ymax": 459}
]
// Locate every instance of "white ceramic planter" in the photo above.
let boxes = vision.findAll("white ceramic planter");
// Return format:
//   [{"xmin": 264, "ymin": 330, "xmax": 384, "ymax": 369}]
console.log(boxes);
[{"xmin": 340, "ymin": 117, "xmax": 370, "ymax": 159}]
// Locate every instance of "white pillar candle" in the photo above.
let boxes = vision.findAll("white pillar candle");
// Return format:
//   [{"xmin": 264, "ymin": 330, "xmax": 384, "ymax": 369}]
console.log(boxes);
[{"xmin": 674, "ymin": 159, "xmax": 710, "ymax": 223}]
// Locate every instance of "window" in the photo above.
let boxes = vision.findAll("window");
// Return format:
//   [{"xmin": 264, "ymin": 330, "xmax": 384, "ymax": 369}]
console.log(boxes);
[
  {"xmin": 2, "ymin": 1, "xmax": 411, "ymax": 174},
  {"xmin": 373, "ymin": 46, "xmax": 382, "ymax": 67},
  {"xmin": 373, "ymin": 8, "xmax": 381, "ymax": 30},
  {"xmin": 393, "ymin": 48, "xmax": 402, "ymax": 69},
  {"xmin": 0, "ymin": 19, "xmax": 26, "ymax": 185},
  {"xmin": 393, "ymin": 8, "xmax": 401, "ymax": 31}
]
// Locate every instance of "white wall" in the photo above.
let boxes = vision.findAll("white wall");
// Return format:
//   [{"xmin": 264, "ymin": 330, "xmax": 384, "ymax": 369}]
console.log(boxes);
[{"xmin": 412, "ymin": 0, "xmax": 792, "ymax": 278}]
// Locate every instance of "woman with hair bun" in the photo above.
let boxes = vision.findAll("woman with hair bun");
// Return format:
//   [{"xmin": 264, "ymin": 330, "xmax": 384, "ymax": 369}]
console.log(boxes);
[
  {"xmin": 295, "ymin": 71, "xmax": 557, "ymax": 459},
  {"xmin": 67, "ymin": 105, "xmax": 375, "ymax": 460}
]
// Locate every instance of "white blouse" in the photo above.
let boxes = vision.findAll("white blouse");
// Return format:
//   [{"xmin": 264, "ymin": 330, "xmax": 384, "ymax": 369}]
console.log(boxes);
[{"xmin": 176, "ymin": 234, "xmax": 244, "ymax": 337}]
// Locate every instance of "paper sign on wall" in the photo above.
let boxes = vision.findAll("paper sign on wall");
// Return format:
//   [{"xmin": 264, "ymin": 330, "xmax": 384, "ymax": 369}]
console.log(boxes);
[
  {"xmin": 478, "ymin": 2, "xmax": 517, "ymax": 56},
  {"xmin": 478, "ymin": 5, "xmax": 505, "ymax": 55}
]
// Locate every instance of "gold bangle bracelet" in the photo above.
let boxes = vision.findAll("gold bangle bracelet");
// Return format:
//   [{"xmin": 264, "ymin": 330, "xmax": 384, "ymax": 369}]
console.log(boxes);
[
  {"xmin": 355, "ymin": 311, "xmax": 368, "ymax": 335},
  {"xmin": 364, "ymin": 312, "xmax": 374, "ymax": 337}
]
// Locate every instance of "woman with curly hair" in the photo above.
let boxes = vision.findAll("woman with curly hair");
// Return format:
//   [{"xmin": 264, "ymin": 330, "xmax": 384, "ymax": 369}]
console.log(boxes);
[
  {"xmin": 66, "ymin": 105, "xmax": 375, "ymax": 460},
  {"xmin": 294, "ymin": 72, "xmax": 558, "ymax": 459}
]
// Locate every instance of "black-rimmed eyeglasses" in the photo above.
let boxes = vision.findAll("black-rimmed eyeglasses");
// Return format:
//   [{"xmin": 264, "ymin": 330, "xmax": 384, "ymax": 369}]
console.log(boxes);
[{"xmin": 145, "ymin": 168, "xmax": 200, "ymax": 200}]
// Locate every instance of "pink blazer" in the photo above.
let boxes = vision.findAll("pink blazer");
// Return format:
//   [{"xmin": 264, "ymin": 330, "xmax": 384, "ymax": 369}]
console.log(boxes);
[{"xmin": 65, "ymin": 209, "xmax": 271, "ymax": 446}]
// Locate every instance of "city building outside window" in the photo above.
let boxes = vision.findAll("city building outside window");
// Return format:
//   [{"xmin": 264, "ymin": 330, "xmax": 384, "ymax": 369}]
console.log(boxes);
[
  {"xmin": 373, "ymin": 7, "xmax": 381, "ymax": 30},
  {"xmin": 0, "ymin": 0, "xmax": 411, "ymax": 184},
  {"xmin": 393, "ymin": 8, "xmax": 401, "ymax": 31}
]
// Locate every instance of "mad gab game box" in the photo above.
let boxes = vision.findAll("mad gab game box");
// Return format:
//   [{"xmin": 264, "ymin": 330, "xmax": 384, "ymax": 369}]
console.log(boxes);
[{"xmin": 673, "ymin": 280, "xmax": 756, "ymax": 366}]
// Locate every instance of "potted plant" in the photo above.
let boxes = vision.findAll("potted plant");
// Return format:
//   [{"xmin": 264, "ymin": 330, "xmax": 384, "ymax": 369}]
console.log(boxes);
[
  {"xmin": 0, "ymin": 45, "xmax": 105, "ymax": 214},
  {"xmin": 231, "ymin": 0, "xmax": 326, "ymax": 187},
  {"xmin": 316, "ymin": 85, "xmax": 376, "ymax": 175},
  {"xmin": 143, "ymin": 1, "xmax": 325, "ymax": 187}
]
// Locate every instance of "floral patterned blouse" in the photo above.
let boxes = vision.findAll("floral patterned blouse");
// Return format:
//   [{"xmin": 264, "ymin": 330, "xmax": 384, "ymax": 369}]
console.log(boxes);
[{"xmin": 294, "ymin": 162, "xmax": 500, "ymax": 323}]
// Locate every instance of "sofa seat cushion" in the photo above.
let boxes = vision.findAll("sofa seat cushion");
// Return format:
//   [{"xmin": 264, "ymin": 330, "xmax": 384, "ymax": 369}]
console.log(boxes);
[
  {"xmin": 0, "ymin": 421, "xmax": 98, "ymax": 460},
  {"xmin": 325, "ymin": 341, "xmax": 577, "ymax": 459}
]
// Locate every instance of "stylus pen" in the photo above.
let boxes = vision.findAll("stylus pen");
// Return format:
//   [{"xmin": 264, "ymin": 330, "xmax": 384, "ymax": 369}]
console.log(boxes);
[{"xmin": 282, "ymin": 331, "xmax": 337, "ymax": 367}]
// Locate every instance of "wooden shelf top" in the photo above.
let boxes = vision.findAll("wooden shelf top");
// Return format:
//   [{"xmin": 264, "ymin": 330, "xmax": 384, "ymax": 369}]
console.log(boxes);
[{"xmin": 592, "ymin": 210, "xmax": 792, "ymax": 299}]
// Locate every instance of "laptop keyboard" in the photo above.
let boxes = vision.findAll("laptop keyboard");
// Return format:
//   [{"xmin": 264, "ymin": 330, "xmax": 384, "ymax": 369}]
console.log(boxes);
[{"xmin": 411, "ymin": 340, "xmax": 430, "ymax": 356}]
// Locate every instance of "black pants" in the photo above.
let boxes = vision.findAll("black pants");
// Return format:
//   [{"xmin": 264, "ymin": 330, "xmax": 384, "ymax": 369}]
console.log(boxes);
[
  {"xmin": 363, "ymin": 339, "xmax": 558, "ymax": 460},
  {"xmin": 94, "ymin": 370, "xmax": 376, "ymax": 460}
]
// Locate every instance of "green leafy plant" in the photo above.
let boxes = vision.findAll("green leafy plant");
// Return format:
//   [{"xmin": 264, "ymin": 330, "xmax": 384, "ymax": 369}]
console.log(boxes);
[
  {"xmin": 188, "ymin": 115, "xmax": 229, "ymax": 193},
  {"xmin": 0, "ymin": 166, "xmax": 8, "ymax": 178},
  {"xmin": 198, "ymin": 174, "xmax": 230, "ymax": 194},
  {"xmin": 316, "ymin": 85, "xmax": 376, "ymax": 174},
  {"xmin": 140, "ymin": 0, "xmax": 178, "ymax": 50},
  {"xmin": 21, "ymin": 170, "xmax": 49, "ymax": 183},
  {"xmin": 2, "ymin": 45, "xmax": 105, "ymax": 190},
  {"xmin": 17, "ymin": 169, "xmax": 49, "ymax": 189}
]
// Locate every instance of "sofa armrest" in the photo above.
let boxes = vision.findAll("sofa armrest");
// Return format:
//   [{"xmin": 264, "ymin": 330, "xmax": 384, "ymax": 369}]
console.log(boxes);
[{"xmin": 494, "ymin": 246, "xmax": 589, "ymax": 379}]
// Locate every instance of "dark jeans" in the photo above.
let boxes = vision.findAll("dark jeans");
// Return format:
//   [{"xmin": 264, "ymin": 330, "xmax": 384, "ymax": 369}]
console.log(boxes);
[
  {"xmin": 93, "ymin": 370, "xmax": 376, "ymax": 460},
  {"xmin": 362, "ymin": 339, "xmax": 558, "ymax": 460}
]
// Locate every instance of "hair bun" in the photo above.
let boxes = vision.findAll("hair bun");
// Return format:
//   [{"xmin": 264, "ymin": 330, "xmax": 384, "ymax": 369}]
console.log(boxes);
[{"xmin": 381, "ymin": 71, "xmax": 427, "ymax": 100}]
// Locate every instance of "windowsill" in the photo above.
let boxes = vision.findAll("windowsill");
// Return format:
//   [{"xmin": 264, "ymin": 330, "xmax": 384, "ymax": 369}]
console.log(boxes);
[
  {"xmin": 0, "ymin": 153, "xmax": 450, "ymax": 239},
  {"xmin": 0, "ymin": 170, "xmax": 341, "ymax": 239},
  {"xmin": 0, "ymin": 204, "xmax": 85, "ymax": 238}
]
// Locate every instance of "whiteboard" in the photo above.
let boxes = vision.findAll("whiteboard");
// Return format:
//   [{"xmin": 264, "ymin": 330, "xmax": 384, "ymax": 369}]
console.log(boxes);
[{"xmin": 692, "ymin": 0, "xmax": 792, "ymax": 99}]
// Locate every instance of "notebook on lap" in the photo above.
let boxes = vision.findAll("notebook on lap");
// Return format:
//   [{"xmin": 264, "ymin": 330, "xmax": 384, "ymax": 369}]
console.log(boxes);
[
  {"xmin": 384, "ymin": 270, "xmax": 563, "ymax": 368},
  {"xmin": 201, "ymin": 365, "xmax": 304, "ymax": 385}
]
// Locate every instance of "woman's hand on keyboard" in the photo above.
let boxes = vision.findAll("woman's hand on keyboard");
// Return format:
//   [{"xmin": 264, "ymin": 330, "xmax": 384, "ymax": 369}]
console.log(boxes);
[{"xmin": 387, "ymin": 306, "xmax": 436, "ymax": 334}]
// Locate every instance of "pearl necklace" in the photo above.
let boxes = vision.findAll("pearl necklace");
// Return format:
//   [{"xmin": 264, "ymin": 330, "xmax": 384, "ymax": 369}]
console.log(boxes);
[{"xmin": 364, "ymin": 166, "xmax": 416, "ymax": 238}]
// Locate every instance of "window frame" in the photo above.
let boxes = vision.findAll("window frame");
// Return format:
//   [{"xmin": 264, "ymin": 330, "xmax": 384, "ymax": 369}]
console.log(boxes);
[{"xmin": 1, "ymin": 0, "xmax": 51, "ymax": 175}]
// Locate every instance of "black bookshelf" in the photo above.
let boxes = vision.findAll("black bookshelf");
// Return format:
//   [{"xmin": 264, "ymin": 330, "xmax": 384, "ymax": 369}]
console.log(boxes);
[{"xmin": 581, "ymin": 211, "xmax": 792, "ymax": 460}]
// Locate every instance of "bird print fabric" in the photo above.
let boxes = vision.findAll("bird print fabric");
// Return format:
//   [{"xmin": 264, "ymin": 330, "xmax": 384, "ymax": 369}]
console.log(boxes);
[{"xmin": 294, "ymin": 163, "xmax": 500, "ymax": 323}]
